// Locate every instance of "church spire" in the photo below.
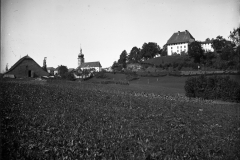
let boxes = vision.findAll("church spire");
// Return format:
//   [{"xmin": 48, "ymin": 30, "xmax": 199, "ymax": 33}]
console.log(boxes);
[
  {"xmin": 79, "ymin": 44, "xmax": 83, "ymax": 56},
  {"xmin": 78, "ymin": 44, "xmax": 84, "ymax": 67}
]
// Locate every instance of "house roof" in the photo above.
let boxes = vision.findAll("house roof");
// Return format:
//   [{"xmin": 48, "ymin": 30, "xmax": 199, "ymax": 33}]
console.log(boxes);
[
  {"xmin": 47, "ymin": 67, "xmax": 55, "ymax": 70},
  {"xmin": 80, "ymin": 61, "xmax": 102, "ymax": 68},
  {"xmin": 200, "ymin": 40, "xmax": 213, "ymax": 44},
  {"xmin": 68, "ymin": 68, "xmax": 75, "ymax": 72},
  {"xmin": 6, "ymin": 55, "xmax": 44, "ymax": 74},
  {"xmin": 166, "ymin": 30, "xmax": 195, "ymax": 45}
]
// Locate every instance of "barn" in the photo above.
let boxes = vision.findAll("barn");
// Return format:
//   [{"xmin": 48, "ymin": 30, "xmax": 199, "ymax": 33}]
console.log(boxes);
[{"xmin": 4, "ymin": 55, "xmax": 49, "ymax": 78}]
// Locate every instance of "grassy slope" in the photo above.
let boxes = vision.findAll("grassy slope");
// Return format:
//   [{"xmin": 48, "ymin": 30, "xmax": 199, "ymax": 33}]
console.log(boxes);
[
  {"xmin": 1, "ymin": 80, "xmax": 239, "ymax": 159},
  {"xmin": 89, "ymin": 73, "xmax": 240, "ymax": 96},
  {"xmin": 142, "ymin": 56, "xmax": 186, "ymax": 66}
]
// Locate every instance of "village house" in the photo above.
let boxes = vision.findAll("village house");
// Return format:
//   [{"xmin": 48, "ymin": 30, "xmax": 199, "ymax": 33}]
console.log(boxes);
[
  {"xmin": 4, "ymin": 55, "xmax": 49, "ymax": 78},
  {"xmin": 102, "ymin": 66, "xmax": 113, "ymax": 72},
  {"xmin": 47, "ymin": 67, "xmax": 55, "ymax": 75}
]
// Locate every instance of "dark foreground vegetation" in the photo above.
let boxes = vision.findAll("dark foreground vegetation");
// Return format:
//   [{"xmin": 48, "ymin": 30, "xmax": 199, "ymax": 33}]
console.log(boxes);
[
  {"xmin": 185, "ymin": 75, "xmax": 240, "ymax": 102},
  {"xmin": 1, "ymin": 80, "xmax": 240, "ymax": 159}
]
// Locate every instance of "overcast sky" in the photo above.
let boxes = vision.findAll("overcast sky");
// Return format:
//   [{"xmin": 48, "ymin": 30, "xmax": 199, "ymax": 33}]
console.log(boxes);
[{"xmin": 1, "ymin": 0, "xmax": 239, "ymax": 72}]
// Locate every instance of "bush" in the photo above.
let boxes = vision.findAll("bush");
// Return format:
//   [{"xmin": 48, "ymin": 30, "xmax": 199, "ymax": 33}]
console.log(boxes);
[
  {"xmin": 185, "ymin": 75, "xmax": 240, "ymax": 102},
  {"xmin": 62, "ymin": 72, "xmax": 76, "ymax": 81},
  {"xmin": 95, "ymin": 71, "xmax": 107, "ymax": 79}
]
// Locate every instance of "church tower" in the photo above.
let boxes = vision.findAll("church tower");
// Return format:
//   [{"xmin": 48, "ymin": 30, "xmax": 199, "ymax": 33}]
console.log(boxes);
[{"xmin": 78, "ymin": 45, "xmax": 84, "ymax": 67}]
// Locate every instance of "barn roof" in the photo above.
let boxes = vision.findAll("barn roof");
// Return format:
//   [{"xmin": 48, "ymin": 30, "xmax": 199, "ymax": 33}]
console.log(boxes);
[
  {"xmin": 6, "ymin": 55, "xmax": 34, "ymax": 73},
  {"xmin": 80, "ymin": 61, "xmax": 102, "ymax": 68},
  {"xmin": 5, "ymin": 55, "xmax": 48, "ymax": 75},
  {"xmin": 166, "ymin": 30, "xmax": 195, "ymax": 45}
]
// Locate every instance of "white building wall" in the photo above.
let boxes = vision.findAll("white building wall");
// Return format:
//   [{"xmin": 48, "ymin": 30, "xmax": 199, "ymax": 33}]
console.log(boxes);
[
  {"xmin": 201, "ymin": 43, "xmax": 214, "ymax": 52},
  {"xmin": 167, "ymin": 43, "xmax": 188, "ymax": 55},
  {"xmin": 82, "ymin": 67, "xmax": 101, "ymax": 72}
]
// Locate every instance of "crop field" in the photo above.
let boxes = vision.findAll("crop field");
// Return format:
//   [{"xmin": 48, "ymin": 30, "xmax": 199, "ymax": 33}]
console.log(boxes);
[{"xmin": 1, "ymin": 80, "xmax": 240, "ymax": 159}]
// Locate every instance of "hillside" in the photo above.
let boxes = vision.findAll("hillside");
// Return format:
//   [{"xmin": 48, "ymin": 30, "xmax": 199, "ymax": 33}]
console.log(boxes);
[{"xmin": 142, "ymin": 55, "xmax": 187, "ymax": 66}]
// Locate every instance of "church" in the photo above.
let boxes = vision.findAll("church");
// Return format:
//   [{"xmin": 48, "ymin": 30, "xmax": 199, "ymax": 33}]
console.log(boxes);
[{"xmin": 77, "ymin": 47, "xmax": 102, "ymax": 72}]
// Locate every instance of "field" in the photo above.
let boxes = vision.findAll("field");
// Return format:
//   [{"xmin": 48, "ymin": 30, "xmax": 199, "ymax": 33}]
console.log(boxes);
[
  {"xmin": 90, "ymin": 73, "xmax": 240, "ymax": 96},
  {"xmin": 1, "ymin": 79, "xmax": 240, "ymax": 159}
]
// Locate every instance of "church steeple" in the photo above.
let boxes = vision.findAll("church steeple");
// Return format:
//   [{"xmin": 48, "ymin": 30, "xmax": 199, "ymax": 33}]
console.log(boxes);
[{"xmin": 78, "ymin": 44, "xmax": 84, "ymax": 67}]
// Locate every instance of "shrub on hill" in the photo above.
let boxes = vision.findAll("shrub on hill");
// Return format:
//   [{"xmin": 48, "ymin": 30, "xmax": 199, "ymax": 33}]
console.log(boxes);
[
  {"xmin": 185, "ymin": 75, "xmax": 240, "ymax": 102},
  {"xmin": 95, "ymin": 71, "xmax": 107, "ymax": 79}
]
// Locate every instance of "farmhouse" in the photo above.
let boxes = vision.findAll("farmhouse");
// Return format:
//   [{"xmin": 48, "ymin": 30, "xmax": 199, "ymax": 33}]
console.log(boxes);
[
  {"xmin": 166, "ymin": 30, "xmax": 195, "ymax": 55},
  {"xmin": 47, "ymin": 67, "xmax": 55, "ymax": 75},
  {"xmin": 4, "ymin": 55, "xmax": 49, "ymax": 78},
  {"xmin": 77, "ymin": 47, "xmax": 102, "ymax": 72}
]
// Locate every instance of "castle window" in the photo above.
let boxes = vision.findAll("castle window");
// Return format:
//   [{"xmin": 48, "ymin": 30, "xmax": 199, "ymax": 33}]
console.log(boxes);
[{"xmin": 184, "ymin": 46, "xmax": 186, "ymax": 48}]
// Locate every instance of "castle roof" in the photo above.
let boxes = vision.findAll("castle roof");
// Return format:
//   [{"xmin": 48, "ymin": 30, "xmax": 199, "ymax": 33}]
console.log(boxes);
[{"xmin": 166, "ymin": 30, "xmax": 195, "ymax": 45}]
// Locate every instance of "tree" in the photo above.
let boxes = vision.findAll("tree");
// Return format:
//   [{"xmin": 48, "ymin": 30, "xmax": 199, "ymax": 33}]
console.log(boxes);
[
  {"xmin": 205, "ymin": 38, "xmax": 211, "ymax": 41},
  {"xmin": 212, "ymin": 36, "xmax": 227, "ymax": 53},
  {"xmin": 188, "ymin": 41, "xmax": 204, "ymax": 63},
  {"xmin": 5, "ymin": 63, "xmax": 8, "ymax": 72},
  {"xmin": 118, "ymin": 50, "xmax": 127, "ymax": 68},
  {"xmin": 58, "ymin": 65, "xmax": 68, "ymax": 77},
  {"xmin": 140, "ymin": 42, "xmax": 161, "ymax": 60},
  {"xmin": 161, "ymin": 45, "xmax": 168, "ymax": 56},
  {"xmin": 204, "ymin": 51, "xmax": 216, "ymax": 66},
  {"xmin": 220, "ymin": 45, "xmax": 234, "ymax": 61},
  {"xmin": 111, "ymin": 61, "xmax": 122, "ymax": 71},
  {"xmin": 42, "ymin": 57, "xmax": 47, "ymax": 72},
  {"xmin": 229, "ymin": 27, "xmax": 240, "ymax": 46},
  {"xmin": 128, "ymin": 47, "xmax": 141, "ymax": 63}
]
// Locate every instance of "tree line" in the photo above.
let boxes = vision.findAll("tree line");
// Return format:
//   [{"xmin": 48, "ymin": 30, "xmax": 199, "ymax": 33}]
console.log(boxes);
[
  {"xmin": 112, "ymin": 42, "xmax": 167, "ymax": 71},
  {"xmin": 112, "ymin": 27, "xmax": 240, "ymax": 71}
]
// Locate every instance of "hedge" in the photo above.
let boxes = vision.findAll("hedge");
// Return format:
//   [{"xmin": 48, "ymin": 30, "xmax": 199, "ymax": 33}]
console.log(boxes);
[{"xmin": 184, "ymin": 75, "xmax": 240, "ymax": 102}]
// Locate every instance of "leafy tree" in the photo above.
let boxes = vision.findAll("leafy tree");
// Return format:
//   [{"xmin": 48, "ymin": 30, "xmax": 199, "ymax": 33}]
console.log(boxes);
[
  {"xmin": 111, "ymin": 61, "xmax": 122, "ymax": 71},
  {"xmin": 220, "ymin": 45, "xmax": 234, "ymax": 61},
  {"xmin": 212, "ymin": 36, "xmax": 227, "ymax": 53},
  {"xmin": 140, "ymin": 42, "xmax": 161, "ymax": 60},
  {"xmin": 204, "ymin": 51, "xmax": 215, "ymax": 66},
  {"xmin": 205, "ymin": 38, "xmax": 211, "ymax": 41},
  {"xmin": 180, "ymin": 51, "xmax": 187, "ymax": 56},
  {"xmin": 188, "ymin": 41, "xmax": 204, "ymax": 63},
  {"xmin": 172, "ymin": 52, "xmax": 179, "ymax": 56},
  {"xmin": 118, "ymin": 50, "xmax": 127, "ymax": 68},
  {"xmin": 229, "ymin": 27, "xmax": 240, "ymax": 46},
  {"xmin": 42, "ymin": 57, "xmax": 47, "ymax": 72},
  {"xmin": 128, "ymin": 47, "xmax": 141, "ymax": 63},
  {"xmin": 5, "ymin": 63, "xmax": 8, "ymax": 72},
  {"xmin": 58, "ymin": 65, "xmax": 68, "ymax": 77},
  {"xmin": 161, "ymin": 45, "xmax": 168, "ymax": 56}
]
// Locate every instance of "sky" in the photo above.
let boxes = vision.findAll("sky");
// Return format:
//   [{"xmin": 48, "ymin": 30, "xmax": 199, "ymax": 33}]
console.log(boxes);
[{"xmin": 1, "ymin": 0, "xmax": 239, "ymax": 72}]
